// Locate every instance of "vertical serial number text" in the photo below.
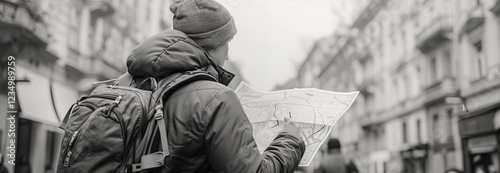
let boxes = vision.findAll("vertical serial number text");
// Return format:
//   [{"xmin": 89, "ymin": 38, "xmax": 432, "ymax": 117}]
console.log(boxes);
[
  {"xmin": 6, "ymin": 56, "xmax": 17, "ymax": 165},
  {"xmin": 7, "ymin": 56, "xmax": 15, "ymax": 111}
]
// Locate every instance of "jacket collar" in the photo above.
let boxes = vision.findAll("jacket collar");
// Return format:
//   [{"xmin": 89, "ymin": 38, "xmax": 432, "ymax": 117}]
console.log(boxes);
[{"xmin": 203, "ymin": 53, "xmax": 235, "ymax": 86}]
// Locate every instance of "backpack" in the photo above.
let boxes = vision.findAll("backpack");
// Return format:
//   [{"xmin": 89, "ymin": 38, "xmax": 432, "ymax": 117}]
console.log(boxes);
[{"xmin": 57, "ymin": 70, "xmax": 216, "ymax": 173}]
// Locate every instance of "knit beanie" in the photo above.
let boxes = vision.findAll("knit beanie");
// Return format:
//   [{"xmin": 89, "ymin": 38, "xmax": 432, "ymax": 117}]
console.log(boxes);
[
  {"xmin": 170, "ymin": 0, "xmax": 237, "ymax": 50},
  {"xmin": 327, "ymin": 138, "xmax": 341, "ymax": 150}
]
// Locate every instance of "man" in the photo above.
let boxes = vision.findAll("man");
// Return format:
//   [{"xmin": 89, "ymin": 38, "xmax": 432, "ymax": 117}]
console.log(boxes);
[
  {"xmin": 125, "ymin": 0, "xmax": 305, "ymax": 172},
  {"xmin": 315, "ymin": 138, "xmax": 359, "ymax": 173}
]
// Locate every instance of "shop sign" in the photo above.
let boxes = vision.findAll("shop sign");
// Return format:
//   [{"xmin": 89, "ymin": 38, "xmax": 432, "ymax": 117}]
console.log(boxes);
[
  {"xmin": 459, "ymin": 113, "xmax": 495, "ymax": 136},
  {"xmin": 468, "ymin": 134, "xmax": 497, "ymax": 149},
  {"xmin": 400, "ymin": 144, "xmax": 429, "ymax": 160}
]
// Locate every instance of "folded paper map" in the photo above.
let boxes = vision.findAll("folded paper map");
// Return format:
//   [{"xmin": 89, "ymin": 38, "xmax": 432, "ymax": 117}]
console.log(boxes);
[{"xmin": 234, "ymin": 82, "xmax": 359, "ymax": 166}]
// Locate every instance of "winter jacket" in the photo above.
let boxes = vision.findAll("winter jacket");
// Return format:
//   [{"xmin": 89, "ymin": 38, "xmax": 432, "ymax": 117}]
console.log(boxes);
[{"xmin": 127, "ymin": 30, "xmax": 306, "ymax": 173}]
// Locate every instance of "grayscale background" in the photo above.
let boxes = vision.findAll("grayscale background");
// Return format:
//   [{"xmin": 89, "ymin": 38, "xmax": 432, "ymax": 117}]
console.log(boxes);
[{"xmin": 1, "ymin": 0, "xmax": 500, "ymax": 172}]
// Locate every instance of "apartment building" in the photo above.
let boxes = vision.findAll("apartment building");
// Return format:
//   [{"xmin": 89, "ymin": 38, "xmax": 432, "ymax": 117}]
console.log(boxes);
[
  {"xmin": 293, "ymin": 0, "xmax": 500, "ymax": 172},
  {"xmin": 456, "ymin": 0, "xmax": 500, "ymax": 172},
  {"xmin": 0, "ymin": 0, "xmax": 173, "ymax": 172}
]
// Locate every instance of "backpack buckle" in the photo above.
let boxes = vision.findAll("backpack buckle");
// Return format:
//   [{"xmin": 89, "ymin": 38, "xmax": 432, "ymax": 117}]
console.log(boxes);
[
  {"xmin": 154, "ymin": 104, "xmax": 164, "ymax": 120},
  {"xmin": 140, "ymin": 152, "xmax": 167, "ymax": 170},
  {"xmin": 125, "ymin": 163, "xmax": 142, "ymax": 173}
]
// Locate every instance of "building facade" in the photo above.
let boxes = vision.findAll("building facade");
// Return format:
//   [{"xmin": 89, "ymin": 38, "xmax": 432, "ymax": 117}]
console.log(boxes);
[
  {"xmin": 292, "ymin": 0, "xmax": 500, "ymax": 172},
  {"xmin": 457, "ymin": 0, "xmax": 500, "ymax": 172},
  {"xmin": 0, "ymin": 0, "xmax": 174, "ymax": 172}
]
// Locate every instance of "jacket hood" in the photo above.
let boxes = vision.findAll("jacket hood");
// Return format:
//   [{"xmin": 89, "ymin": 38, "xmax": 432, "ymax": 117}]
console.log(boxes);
[{"xmin": 126, "ymin": 30, "xmax": 213, "ymax": 79}]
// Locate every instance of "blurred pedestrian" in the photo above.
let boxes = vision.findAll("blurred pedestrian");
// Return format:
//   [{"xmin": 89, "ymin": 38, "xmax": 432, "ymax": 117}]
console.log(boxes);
[
  {"xmin": 315, "ymin": 138, "xmax": 359, "ymax": 173},
  {"xmin": 15, "ymin": 156, "xmax": 30, "ymax": 173},
  {"xmin": 125, "ymin": 0, "xmax": 306, "ymax": 172},
  {"xmin": 0, "ymin": 155, "xmax": 8, "ymax": 173}
]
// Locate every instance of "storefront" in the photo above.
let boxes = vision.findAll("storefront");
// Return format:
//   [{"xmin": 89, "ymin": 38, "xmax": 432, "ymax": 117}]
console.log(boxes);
[
  {"xmin": 400, "ymin": 144, "xmax": 429, "ymax": 173},
  {"xmin": 15, "ymin": 65, "xmax": 80, "ymax": 172},
  {"xmin": 459, "ymin": 106, "xmax": 500, "ymax": 173}
]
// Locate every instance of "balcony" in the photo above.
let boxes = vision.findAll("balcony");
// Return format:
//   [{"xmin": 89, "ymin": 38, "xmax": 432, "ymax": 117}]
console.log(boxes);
[
  {"xmin": 361, "ymin": 94, "xmax": 426, "ymax": 128},
  {"xmin": 424, "ymin": 76, "xmax": 458, "ymax": 106},
  {"xmin": 460, "ymin": 67, "xmax": 500, "ymax": 112},
  {"xmin": 416, "ymin": 6, "xmax": 453, "ymax": 52},
  {"xmin": 462, "ymin": 6, "xmax": 485, "ymax": 33},
  {"xmin": 491, "ymin": 0, "xmax": 500, "ymax": 16},
  {"xmin": 88, "ymin": 53, "xmax": 125, "ymax": 80},
  {"xmin": 360, "ymin": 113, "xmax": 382, "ymax": 129},
  {"xmin": 65, "ymin": 47, "xmax": 90, "ymax": 79},
  {"xmin": 0, "ymin": 1, "xmax": 49, "ymax": 47}
]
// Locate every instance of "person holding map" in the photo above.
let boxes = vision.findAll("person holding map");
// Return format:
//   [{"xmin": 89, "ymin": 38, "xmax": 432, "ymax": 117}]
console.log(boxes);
[{"xmin": 125, "ymin": 0, "xmax": 306, "ymax": 172}]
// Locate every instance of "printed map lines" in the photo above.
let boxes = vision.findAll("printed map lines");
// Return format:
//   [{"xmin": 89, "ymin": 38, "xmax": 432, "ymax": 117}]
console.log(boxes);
[
  {"xmin": 271, "ymin": 92, "xmax": 288, "ymax": 128},
  {"xmin": 234, "ymin": 82, "xmax": 359, "ymax": 166}
]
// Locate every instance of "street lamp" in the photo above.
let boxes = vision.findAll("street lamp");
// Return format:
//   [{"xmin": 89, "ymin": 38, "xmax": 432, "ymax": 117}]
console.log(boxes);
[{"xmin": 445, "ymin": 96, "xmax": 468, "ymax": 113}]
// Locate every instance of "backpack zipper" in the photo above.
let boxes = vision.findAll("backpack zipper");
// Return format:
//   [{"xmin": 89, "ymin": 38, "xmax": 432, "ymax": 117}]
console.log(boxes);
[
  {"xmin": 88, "ymin": 94, "xmax": 119, "ymax": 100},
  {"xmin": 62, "ymin": 95, "xmax": 123, "ymax": 168},
  {"xmin": 100, "ymin": 95, "xmax": 129, "ymax": 163},
  {"xmin": 88, "ymin": 90, "xmax": 144, "ymax": 164},
  {"xmin": 110, "ymin": 87, "xmax": 148, "ymax": 139},
  {"xmin": 109, "ymin": 87, "xmax": 148, "ymax": 166},
  {"xmin": 109, "ymin": 96, "xmax": 128, "ymax": 160},
  {"xmin": 63, "ymin": 130, "xmax": 80, "ymax": 167},
  {"xmin": 62, "ymin": 101, "xmax": 96, "ymax": 167}
]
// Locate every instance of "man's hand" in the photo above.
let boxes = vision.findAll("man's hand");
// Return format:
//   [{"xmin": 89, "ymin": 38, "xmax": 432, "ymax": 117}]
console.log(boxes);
[{"xmin": 282, "ymin": 117, "xmax": 302, "ymax": 138}]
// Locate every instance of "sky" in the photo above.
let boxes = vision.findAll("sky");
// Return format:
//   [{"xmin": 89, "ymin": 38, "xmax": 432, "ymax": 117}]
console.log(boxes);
[{"xmin": 218, "ymin": 0, "xmax": 341, "ymax": 91}]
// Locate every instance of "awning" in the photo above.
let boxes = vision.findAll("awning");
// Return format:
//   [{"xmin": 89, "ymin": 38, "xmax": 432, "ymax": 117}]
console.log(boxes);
[
  {"xmin": 17, "ymin": 66, "xmax": 79, "ymax": 127},
  {"xmin": 468, "ymin": 134, "xmax": 498, "ymax": 154},
  {"xmin": 470, "ymin": 146, "xmax": 497, "ymax": 154}
]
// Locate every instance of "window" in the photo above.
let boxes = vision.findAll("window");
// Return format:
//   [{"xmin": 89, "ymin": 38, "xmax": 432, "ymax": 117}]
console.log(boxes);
[
  {"xmin": 68, "ymin": 7, "xmax": 80, "ymax": 48},
  {"xmin": 446, "ymin": 109, "xmax": 453, "ymax": 142},
  {"xmin": 416, "ymin": 64, "xmax": 422, "ymax": 87},
  {"xmin": 473, "ymin": 40, "xmax": 487, "ymax": 80},
  {"xmin": 433, "ymin": 114, "xmax": 442, "ymax": 143},
  {"xmin": 429, "ymin": 56, "xmax": 437, "ymax": 84},
  {"xmin": 417, "ymin": 119, "xmax": 421, "ymax": 143},
  {"xmin": 400, "ymin": 76, "xmax": 407, "ymax": 101},
  {"xmin": 402, "ymin": 121, "xmax": 408, "ymax": 144},
  {"xmin": 443, "ymin": 49, "xmax": 452, "ymax": 77}
]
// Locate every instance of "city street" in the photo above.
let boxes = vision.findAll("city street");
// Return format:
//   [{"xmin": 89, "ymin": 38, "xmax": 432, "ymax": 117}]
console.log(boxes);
[{"xmin": 1, "ymin": 0, "xmax": 500, "ymax": 173}]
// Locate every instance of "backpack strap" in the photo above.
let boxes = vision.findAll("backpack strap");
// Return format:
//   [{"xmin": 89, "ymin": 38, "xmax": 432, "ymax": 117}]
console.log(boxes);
[
  {"xmin": 128, "ymin": 70, "xmax": 216, "ymax": 172},
  {"xmin": 115, "ymin": 72, "xmax": 134, "ymax": 87},
  {"xmin": 59, "ymin": 103, "xmax": 77, "ymax": 130}
]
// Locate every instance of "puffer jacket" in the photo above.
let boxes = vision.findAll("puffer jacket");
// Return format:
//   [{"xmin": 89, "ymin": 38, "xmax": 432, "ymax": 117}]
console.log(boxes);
[{"xmin": 127, "ymin": 30, "xmax": 305, "ymax": 173}]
